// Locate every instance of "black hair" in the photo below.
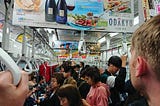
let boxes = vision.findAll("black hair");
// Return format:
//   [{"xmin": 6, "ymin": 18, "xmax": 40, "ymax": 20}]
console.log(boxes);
[
  {"xmin": 61, "ymin": 61, "xmax": 72, "ymax": 73},
  {"xmin": 108, "ymin": 56, "xmax": 122, "ymax": 68},
  {"xmin": 52, "ymin": 73, "xmax": 65, "ymax": 86},
  {"xmin": 80, "ymin": 62, "xmax": 84, "ymax": 67},
  {"xmin": 80, "ymin": 65, "xmax": 90, "ymax": 78},
  {"xmin": 60, "ymin": 44, "xmax": 65, "ymax": 47},
  {"xmin": 73, "ymin": 64, "xmax": 80, "ymax": 69},
  {"xmin": 57, "ymin": 84, "xmax": 82, "ymax": 106},
  {"xmin": 84, "ymin": 66, "xmax": 100, "ymax": 83}
]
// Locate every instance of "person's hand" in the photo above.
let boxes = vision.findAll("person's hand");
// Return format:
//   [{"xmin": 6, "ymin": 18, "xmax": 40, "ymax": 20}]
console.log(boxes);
[
  {"xmin": 121, "ymin": 55, "xmax": 128, "ymax": 67},
  {"xmin": 82, "ymin": 99, "xmax": 91, "ymax": 106},
  {"xmin": 0, "ymin": 71, "xmax": 29, "ymax": 106}
]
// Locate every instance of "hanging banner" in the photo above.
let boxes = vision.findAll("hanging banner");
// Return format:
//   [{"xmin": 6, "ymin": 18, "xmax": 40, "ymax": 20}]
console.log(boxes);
[
  {"xmin": 12, "ymin": 0, "xmax": 103, "ymax": 29},
  {"xmin": 154, "ymin": 0, "xmax": 160, "ymax": 15},
  {"xmin": 102, "ymin": 0, "xmax": 135, "ymax": 32},
  {"xmin": 141, "ymin": 0, "xmax": 150, "ymax": 21},
  {"xmin": 0, "ymin": 13, "xmax": 4, "ymax": 30},
  {"xmin": 72, "ymin": 0, "xmax": 103, "ymax": 15},
  {"xmin": 12, "ymin": 0, "xmax": 134, "ymax": 32},
  {"xmin": 86, "ymin": 42, "xmax": 100, "ymax": 55},
  {"xmin": 53, "ymin": 41, "xmax": 79, "ymax": 57}
]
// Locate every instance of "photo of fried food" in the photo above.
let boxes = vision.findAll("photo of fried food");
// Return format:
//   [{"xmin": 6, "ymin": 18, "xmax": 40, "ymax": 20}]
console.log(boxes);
[
  {"xmin": 15, "ymin": 0, "xmax": 42, "ymax": 11},
  {"xmin": 104, "ymin": 0, "xmax": 130, "ymax": 13}
]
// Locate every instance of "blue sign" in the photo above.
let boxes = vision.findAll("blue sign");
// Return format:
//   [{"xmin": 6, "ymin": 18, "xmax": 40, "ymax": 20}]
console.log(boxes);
[{"xmin": 72, "ymin": 0, "xmax": 104, "ymax": 15}]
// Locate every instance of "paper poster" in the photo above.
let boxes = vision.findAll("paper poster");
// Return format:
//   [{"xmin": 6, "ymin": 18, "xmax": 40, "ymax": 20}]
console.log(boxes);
[
  {"xmin": 12, "ymin": 0, "xmax": 103, "ymax": 28},
  {"xmin": 154, "ymin": 0, "xmax": 160, "ymax": 14},
  {"xmin": 53, "ymin": 41, "xmax": 79, "ymax": 57},
  {"xmin": 0, "ymin": 13, "xmax": 4, "ymax": 30},
  {"xmin": 12, "ymin": 0, "xmax": 135, "ymax": 33},
  {"xmin": 103, "ymin": 0, "xmax": 135, "ymax": 32},
  {"xmin": 73, "ymin": 0, "xmax": 104, "ymax": 15},
  {"xmin": 86, "ymin": 42, "xmax": 100, "ymax": 55}
]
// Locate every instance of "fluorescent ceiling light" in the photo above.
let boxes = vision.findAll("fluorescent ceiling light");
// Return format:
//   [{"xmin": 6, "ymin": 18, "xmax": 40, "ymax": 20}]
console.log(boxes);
[
  {"xmin": 109, "ymin": 33, "xmax": 118, "ymax": 37},
  {"xmin": 134, "ymin": 16, "xmax": 139, "ymax": 25},
  {"xmin": 43, "ymin": 28, "xmax": 53, "ymax": 33},
  {"xmin": 47, "ymin": 29, "xmax": 53, "ymax": 33},
  {"xmin": 36, "ymin": 28, "xmax": 40, "ymax": 32},
  {"xmin": 98, "ymin": 36, "xmax": 106, "ymax": 43},
  {"xmin": 6, "ymin": 27, "xmax": 10, "ymax": 34},
  {"xmin": 52, "ymin": 34, "xmax": 57, "ymax": 41}
]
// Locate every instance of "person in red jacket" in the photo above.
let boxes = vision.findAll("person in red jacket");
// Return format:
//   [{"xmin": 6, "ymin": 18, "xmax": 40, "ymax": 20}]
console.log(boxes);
[{"xmin": 39, "ymin": 61, "xmax": 51, "ymax": 83}]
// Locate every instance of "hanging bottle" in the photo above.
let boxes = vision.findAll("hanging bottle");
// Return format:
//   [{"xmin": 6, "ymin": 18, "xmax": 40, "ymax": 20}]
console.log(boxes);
[
  {"xmin": 45, "ymin": 0, "xmax": 56, "ymax": 22},
  {"xmin": 56, "ymin": 0, "xmax": 67, "ymax": 24}
]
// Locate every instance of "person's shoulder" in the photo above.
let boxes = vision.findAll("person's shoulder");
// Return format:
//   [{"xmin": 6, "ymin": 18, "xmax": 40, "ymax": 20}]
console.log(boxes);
[
  {"xmin": 128, "ymin": 98, "xmax": 148, "ymax": 106},
  {"xmin": 97, "ymin": 82, "xmax": 108, "ymax": 91}
]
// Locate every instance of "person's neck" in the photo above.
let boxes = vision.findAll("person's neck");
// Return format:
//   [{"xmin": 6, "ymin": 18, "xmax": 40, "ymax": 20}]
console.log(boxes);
[
  {"xmin": 143, "ymin": 76, "xmax": 160, "ymax": 106},
  {"xmin": 92, "ymin": 82, "xmax": 101, "ymax": 88},
  {"xmin": 106, "ymin": 69, "xmax": 113, "ymax": 75},
  {"xmin": 53, "ymin": 87, "xmax": 58, "ymax": 93}
]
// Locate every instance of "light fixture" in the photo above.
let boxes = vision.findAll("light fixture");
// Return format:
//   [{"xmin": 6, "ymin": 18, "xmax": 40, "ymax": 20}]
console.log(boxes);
[
  {"xmin": 98, "ymin": 36, "xmax": 106, "ymax": 43},
  {"xmin": 134, "ymin": 16, "xmax": 139, "ymax": 25},
  {"xmin": 109, "ymin": 33, "xmax": 119, "ymax": 37},
  {"xmin": 52, "ymin": 34, "xmax": 57, "ymax": 41},
  {"xmin": 47, "ymin": 29, "xmax": 53, "ymax": 33}
]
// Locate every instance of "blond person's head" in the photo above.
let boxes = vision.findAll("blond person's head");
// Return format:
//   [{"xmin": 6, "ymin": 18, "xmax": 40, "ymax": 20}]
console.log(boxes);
[{"xmin": 131, "ymin": 15, "xmax": 160, "ymax": 80}]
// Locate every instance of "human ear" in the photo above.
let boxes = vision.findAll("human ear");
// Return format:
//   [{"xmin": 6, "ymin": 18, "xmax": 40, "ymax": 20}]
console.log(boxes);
[{"xmin": 135, "ymin": 56, "xmax": 148, "ymax": 77}]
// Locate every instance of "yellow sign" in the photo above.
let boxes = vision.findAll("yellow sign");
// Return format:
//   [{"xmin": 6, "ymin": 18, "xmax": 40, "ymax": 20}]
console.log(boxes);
[{"xmin": 16, "ymin": 33, "xmax": 31, "ymax": 43}]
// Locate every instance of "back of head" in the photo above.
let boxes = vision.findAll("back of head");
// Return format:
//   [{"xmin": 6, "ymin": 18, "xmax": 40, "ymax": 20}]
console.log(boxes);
[
  {"xmin": 132, "ymin": 14, "xmax": 160, "ymax": 80},
  {"xmin": 108, "ymin": 56, "xmax": 122, "ymax": 68},
  {"xmin": 57, "ymin": 84, "xmax": 82, "ymax": 106},
  {"xmin": 73, "ymin": 64, "xmax": 80, "ymax": 69}
]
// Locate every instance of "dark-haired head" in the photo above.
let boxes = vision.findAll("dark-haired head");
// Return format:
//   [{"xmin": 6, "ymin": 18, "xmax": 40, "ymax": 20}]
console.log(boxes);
[
  {"xmin": 84, "ymin": 66, "xmax": 100, "ymax": 84},
  {"xmin": 80, "ymin": 62, "xmax": 84, "ymax": 68},
  {"xmin": 52, "ymin": 73, "xmax": 65, "ymax": 86},
  {"xmin": 108, "ymin": 56, "xmax": 122, "ymax": 68},
  {"xmin": 57, "ymin": 84, "xmax": 82, "ymax": 106}
]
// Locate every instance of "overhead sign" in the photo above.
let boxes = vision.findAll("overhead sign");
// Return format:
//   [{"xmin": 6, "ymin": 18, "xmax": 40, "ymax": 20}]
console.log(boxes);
[
  {"xmin": 12, "ymin": 0, "xmax": 103, "ymax": 28},
  {"xmin": 53, "ymin": 41, "xmax": 78, "ymax": 57},
  {"xmin": 12, "ymin": 0, "xmax": 135, "ymax": 33},
  {"xmin": 73, "ymin": 0, "xmax": 104, "ymax": 15},
  {"xmin": 0, "ymin": 13, "xmax": 4, "ymax": 30},
  {"xmin": 103, "ymin": 0, "xmax": 135, "ymax": 32}
]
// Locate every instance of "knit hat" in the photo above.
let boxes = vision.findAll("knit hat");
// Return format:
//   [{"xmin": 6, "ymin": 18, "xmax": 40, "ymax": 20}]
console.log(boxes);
[{"xmin": 108, "ymin": 56, "xmax": 122, "ymax": 68}]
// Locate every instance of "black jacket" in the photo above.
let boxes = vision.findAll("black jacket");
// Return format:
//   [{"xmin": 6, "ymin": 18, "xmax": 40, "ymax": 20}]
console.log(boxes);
[
  {"xmin": 102, "ymin": 67, "xmax": 126, "ymax": 106},
  {"xmin": 40, "ymin": 91, "xmax": 60, "ymax": 106}
]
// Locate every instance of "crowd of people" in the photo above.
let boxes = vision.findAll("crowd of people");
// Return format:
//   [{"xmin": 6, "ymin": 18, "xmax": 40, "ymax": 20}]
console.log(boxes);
[{"xmin": 1, "ymin": 14, "xmax": 160, "ymax": 106}]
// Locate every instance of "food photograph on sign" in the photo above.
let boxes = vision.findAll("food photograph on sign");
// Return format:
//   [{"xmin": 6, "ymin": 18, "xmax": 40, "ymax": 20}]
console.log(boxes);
[
  {"xmin": 104, "ymin": 0, "xmax": 131, "ymax": 13},
  {"xmin": 15, "ymin": 0, "xmax": 43, "ymax": 12}
]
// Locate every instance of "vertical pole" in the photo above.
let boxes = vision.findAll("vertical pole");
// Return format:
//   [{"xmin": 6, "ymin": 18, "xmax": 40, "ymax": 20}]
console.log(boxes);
[
  {"xmin": 22, "ymin": 26, "xmax": 27, "ymax": 56},
  {"xmin": 2, "ymin": 0, "xmax": 13, "ymax": 51},
  {"xmin": 32, "ymin": 29, "xmax": 35, "ymax": 58},
  {"xmin": 106, "ymin": 35, "xmax": 110, "ymax": 62},
  {"xmin": 121, "ymin": 33, "xmax": 127, "ymax": 55}
]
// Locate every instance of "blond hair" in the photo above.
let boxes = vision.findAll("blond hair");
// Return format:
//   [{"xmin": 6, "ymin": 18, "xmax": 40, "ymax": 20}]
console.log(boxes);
[{"xmin": 132, "ymin": 14, "xmax": 160, "ymax": 80}]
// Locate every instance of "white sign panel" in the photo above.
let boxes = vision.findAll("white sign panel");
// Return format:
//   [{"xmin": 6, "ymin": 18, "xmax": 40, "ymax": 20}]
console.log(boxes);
[{"xmin": 104, "ymin": 0, "xmax": 135, "ymax": 32}]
